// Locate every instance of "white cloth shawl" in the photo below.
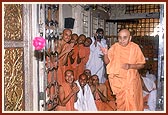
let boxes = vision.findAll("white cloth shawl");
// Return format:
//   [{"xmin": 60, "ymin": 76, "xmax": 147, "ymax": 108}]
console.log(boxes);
[
  {"xmin": 142, "ymin": 77, "xmax": 156, "ymax": 96},
  {"xmin": 74, "ymin": 80, "xmax": 97, "ymax": 111},
  {"xmin": 86, "ymin": 37, "xmax": 107, "ymax": 83},
  {"xmin": 142, "ymin": 76, "xmax": 157, "ymax": 111}
]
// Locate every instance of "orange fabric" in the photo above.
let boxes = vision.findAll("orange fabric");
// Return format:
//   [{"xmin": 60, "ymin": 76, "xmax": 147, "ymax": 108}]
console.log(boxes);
[
  {"xmin": 94, "ymin": 91, "xmax": 114, "ymax": 111},
  {"xmin": 56, "ymin": 105, "xmax": 66, "ymax": 111},
  {"xmin": 57, "ymin": 43, "xmax": 74, "ymax": 85},
  {"xmin": 71, "ymin": 45, "xmax": 79, "ymax": 80},
  {"xmin": 72, "ymin": 44, "xmax": 90, "ymax": 80},
  {"xmin": 66, "ymin": 54, "xmax": 73, "ymax": 70},
  {"xmin": 104, "ymin": 80, "xmax": 115, "ymax": 101},
  {"xmin": 79, "ymin": 46, "xmax": 90, "ymax": 65},
  {"xmin": 107, "ymin": 101, "xmax": 117, "ymax": 111},
  {"xmin": 143, "ymin": 94, "xmax": 149, "ymax": 109},
  {"xmin": 95, "ymin": 100, "xmax": 114, "ymax": 111},
  {"xmin": 56, "ymin": 82, "xmax": 76, "ymax": 111},
  {"xmin": 104, "ymin": 80, "xmax": 117, "ymax": 110},
  {"xmin": 77, "ymin": 45, "xmax": 90, "ymax": 78},
  {"xmin": 57, "ymin": 63, "xmax": 66, "ymax": 85},
  {"xmin": 107, "ymin": 42, "xmax": 145, "ymax": 111}
]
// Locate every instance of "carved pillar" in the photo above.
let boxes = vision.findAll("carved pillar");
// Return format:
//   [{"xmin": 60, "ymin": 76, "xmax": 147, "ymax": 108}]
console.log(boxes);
[{"xmin": 3, "ymin": 4, "xmax": 35, "ymax": 111}]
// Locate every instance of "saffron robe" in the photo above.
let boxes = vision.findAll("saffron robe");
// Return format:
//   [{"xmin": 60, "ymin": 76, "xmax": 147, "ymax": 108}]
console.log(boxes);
[
  {"xmin": 71, "ymin": 45, "xmax": 80, "ymax": 80},
  {"xmin": 104, "ymin": 80, "xmax": 117, "ymax": 111},
  {"xmin": 57, "ymin": 43, "xmax": 74, "ymax": 85},
  {"xmin": 78, "ymin": 45, "xmax": 90, "ymax": 78},
  {"xmin": 94, "ymin": 91, "xmax": 114, "ymax": 111},
  {"xmin": 107, "ymin": 42, "xmax": 146, "ymax": 111},
  {"xmin": 56, "ymin": 82, "xmax": 76, "ymax": 111},
  {"xmin": 72, "ymin": 44, "xmax": 90, "ymax": 80}
]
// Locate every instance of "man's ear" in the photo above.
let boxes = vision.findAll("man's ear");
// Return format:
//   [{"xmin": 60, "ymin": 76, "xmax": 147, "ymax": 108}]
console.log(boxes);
[{"xmin": 129, "ymin": 36, "xmax": 132, "ymax": 41}]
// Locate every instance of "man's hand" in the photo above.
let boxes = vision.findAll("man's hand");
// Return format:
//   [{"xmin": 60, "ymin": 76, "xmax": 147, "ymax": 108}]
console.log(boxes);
[
  {"xmin": 121, "ymin": 63, "xmax": 130, "ymax": 70},
  {"xmin": 72, "ymin": 84, "xmax": 80, "ymax": 94},
  {"xmin": 99, "ymin": 46, "xmax": 108, "ymax": 55}
]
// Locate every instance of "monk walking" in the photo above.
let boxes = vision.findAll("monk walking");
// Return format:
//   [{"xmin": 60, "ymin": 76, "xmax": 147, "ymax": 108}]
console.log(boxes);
[{"xmin": 100, "ymin": 29, "xmax": 146, "ymax": 111}]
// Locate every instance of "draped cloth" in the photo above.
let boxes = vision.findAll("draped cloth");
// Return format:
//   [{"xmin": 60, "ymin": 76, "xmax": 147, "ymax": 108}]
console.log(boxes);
[
  {"xmin": 57, "ymin": 43, "xmax": 74, "ymax": 85},
  {"xmin": 146, "ymin": 72, "xmax": 156, "ymax": 82},
  {"xmin": 74, "ymin": 80, "xmax": 97, "ymax": 111},
  {"xmin": 72, "ymin": 44, "xmax": 90, "ymax": 80},
  {"xmin": 104, "ymin": 80, "xmax": 117, "ymax": 110},
  {"xmin": 86, "ymin": 37, "xmax": 107, "ymax": 83},
  {"xmin": 56, "ymin": 82, "xmax": 76, "ymax": 111},
  {"xmin": 146, "ymin": 90, "xmax": 157, "ymax": 111},
  {"xmin": 141, "ymin": 77, "xmax": 157, "ymax": 111},
  {"xmin": 107, "ymin": 42, "xmax": 146, "ymax": 111},
  {"xmin": 94, "ymin": 91, "xmax": 115, "ymax": 111},
  {"xmin": 71, "ymin": 45, "xmax": 79, "ymax": 80},
  {"xmin": 78, "ymin": 46, "xmax": 90, "ymax": 77},
  {"xmin": 141, "ymin": 77, "xmax": 156, "ymax": 93}
]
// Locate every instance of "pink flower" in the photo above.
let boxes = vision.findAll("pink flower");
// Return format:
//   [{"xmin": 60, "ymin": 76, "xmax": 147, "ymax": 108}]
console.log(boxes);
[{"xmin": 33, "ymin": 37, "xmax": 46, "ymax": 50}]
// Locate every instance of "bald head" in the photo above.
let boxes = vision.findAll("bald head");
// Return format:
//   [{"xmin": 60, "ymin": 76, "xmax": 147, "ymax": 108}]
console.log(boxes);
[
  {"xmin": 62, "ymin": 28, "xmax": 72, "ymax": 43},
  {"xmin": 79, "ymin": 73, "xmax": 88, "ymax": 88},
  {"xmin": 118, "ymin": 29, "xmax": 132, "ymax": 47},
  {"xmin": 118, "ymin": 29, "xmax": 131, "ymax": 36},
  {"xmin": 63, "ymin": 28, "xmax": 72, "ymax": 34}
]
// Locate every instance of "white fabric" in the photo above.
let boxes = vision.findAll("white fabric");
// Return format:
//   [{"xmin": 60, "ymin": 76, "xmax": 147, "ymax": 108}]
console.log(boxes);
[
  {"xmin": 141, "ymin": 77, "xmax": 156, "ymax": 92},
  {"xmin": 74, "ymin": 80, "xmax": 97, "ymax": 111},
  {"xmin": 86, "ymin": 37, "xmax": 107, "ymax": 83},
  {"xmin": 146, "ymin": 74, "xmax": 156, "ymax": 82},
  {"xmin": 144, "ymin": 90, "xmax": 157, "ymax": 111},
  {"xmin": 142, "ymin": 76, "xmax": 157, "ymax": 111},
  {"xmin": 147, "ymin": 90, "xmax": 157, "ymax": 111}
]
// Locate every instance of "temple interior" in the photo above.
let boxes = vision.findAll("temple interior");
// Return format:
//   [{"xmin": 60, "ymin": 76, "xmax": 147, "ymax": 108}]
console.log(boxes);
[{"xmin": 3, "ymin": 3, "xmax": 165, "ymax": 112}]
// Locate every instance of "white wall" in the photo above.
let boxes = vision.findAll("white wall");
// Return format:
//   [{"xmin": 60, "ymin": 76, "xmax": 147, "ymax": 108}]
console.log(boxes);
[
  {"xmin": 72, "ymin": 5, "xmax": 84, "ymax": 35},
  {"xmin": 59, "ymin": 4, "xmax": 73, "ymax": 33}
]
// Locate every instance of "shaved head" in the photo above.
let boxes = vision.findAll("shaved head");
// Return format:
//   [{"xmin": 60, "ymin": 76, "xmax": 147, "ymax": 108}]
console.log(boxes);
[
  {"xmin": 118, "ymin": 29, "xmax": 131, "ymax": 36},
  {"xmin": 62, "ymin": 28, "xmax": 72, "ymax": 43},
  {"xmin": 118, "ymin": 29, "xmax": 132, "ymax": 47}
]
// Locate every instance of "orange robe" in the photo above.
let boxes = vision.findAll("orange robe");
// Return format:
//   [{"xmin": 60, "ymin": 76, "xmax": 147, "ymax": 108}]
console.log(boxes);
[
  {"xmin": 56, "ymin": 82, "xmax": 76, "ymax": 111},
  {"xmin": 143, "ymin": 94, "xmax": 149, "ymax": 109},
  {"xmin": 107, "ymin": 42, "xmax": 146, "ymax": 111},
  {"xmin": 57, "ymin": 43, "xmax": 74, "ymax": 85},
  {"xmin": 104, "ymin": 80, "xmax": 117, "ymax": 111},
  {"xmin": 94, "ymin": 91, "xmax": 114, "ymax": 111},
  {"xmin": 71, "ymin": 45, "xmax": 79, "ymax": 80},
  {"xmin": 72, "ymin": 44, "xmax": 90, "ymax": 80},
  {"xmin": 77, "ymin": 45, "xmax": 90, "ymax": 78}
]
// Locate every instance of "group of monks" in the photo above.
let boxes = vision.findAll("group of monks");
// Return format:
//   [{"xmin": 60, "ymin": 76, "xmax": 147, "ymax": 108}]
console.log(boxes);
[
  {"xmin": 45, "ymin": 28, "xmax": 116, "ymax": 111},
  {"xmin": 45, "ymin": 28, "xmax": 148, "ymax": 111}
]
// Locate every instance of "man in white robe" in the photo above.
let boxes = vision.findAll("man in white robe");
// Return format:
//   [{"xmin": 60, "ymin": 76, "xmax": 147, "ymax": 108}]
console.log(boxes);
[
  {"xmin": 141, "ymin": 76, "xmax": 157, "ymax": 111},
  {"xmin": 86, "ymin": 28, "xmax": 108, "ymax": 83},
  {"xmin": 146, "ymin": 70, "xmax": 157, "ymax": 87},
  {"xmin": 74, "ymin": 73, "xmax": 97, "ymax": 111}
]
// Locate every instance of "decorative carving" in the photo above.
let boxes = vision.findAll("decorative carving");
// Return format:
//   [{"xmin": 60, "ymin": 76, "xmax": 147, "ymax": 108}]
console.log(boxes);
[
  {"xmin": 4, "ymin": 4, "xmax": 22, "ymax": 41},
  {"xmin": 4, "ymin": 48, "xmax": 24, "ymax": 111}
]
